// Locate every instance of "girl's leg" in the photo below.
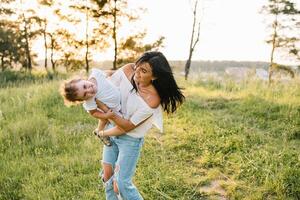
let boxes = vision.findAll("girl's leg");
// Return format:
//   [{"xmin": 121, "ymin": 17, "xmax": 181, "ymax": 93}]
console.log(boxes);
[
  {"xmin": 97, "ymin": 119, "xmax": 107, "ymax": 131},
  {"xmin": 100, "ymin": 124, "xmax": 119, "ymax": 200},
  {"xmin": 101, "ymin": 139, "xmax": 119, "ymax": 200},
  {"xmin": 113, "ymin": 135, "xmax": 144, "ymax": 200},
  {"xmin": 94, "ymin": 119, "xmax": 112, "ymax": 146}
]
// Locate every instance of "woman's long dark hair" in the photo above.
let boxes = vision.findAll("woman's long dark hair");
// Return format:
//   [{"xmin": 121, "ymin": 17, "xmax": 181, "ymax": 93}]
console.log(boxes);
[{"xmin": 131, "ymin": 51, "xmax": 185, "ymax": 114}]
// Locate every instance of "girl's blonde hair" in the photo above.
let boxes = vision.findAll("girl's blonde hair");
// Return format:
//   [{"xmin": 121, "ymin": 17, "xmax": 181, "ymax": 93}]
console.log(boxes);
[{"xmin": 60, "ymin": 77, "xmax": 83, "ymax": 106}]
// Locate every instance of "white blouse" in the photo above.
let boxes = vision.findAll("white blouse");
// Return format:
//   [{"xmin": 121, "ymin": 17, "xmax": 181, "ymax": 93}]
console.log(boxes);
[{"xmin": 108, "ymin": 67, "xmax": 163, "ymax": 138}]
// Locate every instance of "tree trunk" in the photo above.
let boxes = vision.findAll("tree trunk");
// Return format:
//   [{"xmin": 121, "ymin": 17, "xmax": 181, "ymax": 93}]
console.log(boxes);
[
  {"xmin": 9, "ymin": 54, "xmax": 13, "ymax": 68},
  {"xmin": 23, "ymin": 14, "xmax": 32, "ymax": 73},
  {"xmin": 113, "ymin": 0, "xmax": 117, "ymax": 70},
  {"xmin": 269, "ymin": 15, "xmax": 278, "ymax": 84},
  {"xmin": 43, "ymin": 20, "xmax": 48, "ymax": 71},
  {"xmin": 85, "ymin": 1, "xmax": 89, "ymax": 73},
  {"xmin": 1, "ymin": 54, "xmax": 4, "ymax": 71},
  {"xmin": 185, "ymin": 0, "xmax": 199, "ymax": 80},
  {"xmin": 49, "ymin": 34, "xmax": 56, "ymax": 72},
  {"xmin": 185, "ymin": 53, "xmax": 192, "ymax": 80},
  {"xmin": 65, "ymin": 57, "xmax": 69, "ymax": 73}
]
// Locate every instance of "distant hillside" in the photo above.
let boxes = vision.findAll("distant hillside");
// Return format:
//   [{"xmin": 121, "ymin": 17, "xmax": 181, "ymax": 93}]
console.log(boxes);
[
  {"xmin": 169, "ymin": 60, "xmax": 270, "ymax": 74},
  {"xmin": 35, "ymin": 60, "xmax": 114, "ymax": 70},
  {"xmin": 36, "ymin": 60, "xmax": 270, "ymax": 73},
  {"xmin": 36, "ymin": 60, "xmax": 268, "ymax": 71}
]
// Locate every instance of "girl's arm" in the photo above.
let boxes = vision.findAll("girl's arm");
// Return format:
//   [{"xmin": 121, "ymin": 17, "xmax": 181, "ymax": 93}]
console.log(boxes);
[{"xmin": 97, "ymin": 119, "xmax": 107, "ymax": 131}]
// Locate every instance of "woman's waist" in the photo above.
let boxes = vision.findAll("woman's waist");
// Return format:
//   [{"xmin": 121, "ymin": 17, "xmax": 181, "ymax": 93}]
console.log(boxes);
[
  {"xmin": 113, "ymin": 134, "xmax": 144, "ymax": 142},
  {"xmin": 125, "ymin": 124, "xmax": 152, "ymax": 138}
]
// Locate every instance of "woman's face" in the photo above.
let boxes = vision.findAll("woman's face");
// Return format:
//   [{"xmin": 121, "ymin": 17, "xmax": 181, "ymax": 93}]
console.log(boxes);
[
  {"xmin": 134, "ymin": 62, "xmax": 155, "ymax": 85},
  {"xmin": 74, "ymin": 79, "xmax": 97, "ymax": 100}
]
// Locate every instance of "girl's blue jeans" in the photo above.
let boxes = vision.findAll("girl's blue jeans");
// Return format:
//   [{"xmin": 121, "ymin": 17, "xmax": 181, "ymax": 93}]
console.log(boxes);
[{"xmin": 100, "ymin": 134, "xmax": 144, "ymax": 200}]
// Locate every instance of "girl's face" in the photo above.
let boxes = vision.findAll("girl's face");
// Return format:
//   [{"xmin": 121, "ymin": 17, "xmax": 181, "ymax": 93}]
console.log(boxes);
[
  {"xmin": 74, "ymin": 79, "xmax": 97, "ymax": 100},
  {"xmin": 134, "ymin": 62, "xmax": 155, "ymax": 85}
]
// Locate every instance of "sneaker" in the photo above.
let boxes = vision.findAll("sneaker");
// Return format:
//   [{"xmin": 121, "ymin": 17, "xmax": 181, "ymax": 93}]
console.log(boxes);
[{"xmin": 93, "ymin": 129, "xmax": 112, "ymax": 146}]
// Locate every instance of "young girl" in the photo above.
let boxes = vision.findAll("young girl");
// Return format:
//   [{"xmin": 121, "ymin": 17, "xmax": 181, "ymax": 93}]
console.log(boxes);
[{"xmin": 60, "ymin": 68, "xmax": 125, "ymax": 146}]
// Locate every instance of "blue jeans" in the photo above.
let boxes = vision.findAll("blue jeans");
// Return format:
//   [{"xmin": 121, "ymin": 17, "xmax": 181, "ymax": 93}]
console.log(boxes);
[{"xmin": 100, "ymin": 134, "xmax": 144, "ymax": 200}]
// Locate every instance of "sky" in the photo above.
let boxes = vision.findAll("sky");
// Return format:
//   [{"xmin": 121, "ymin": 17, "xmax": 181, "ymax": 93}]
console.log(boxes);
[
  {"xmin": 115, "ymin": 0, "xmax": 297, "ymax": 65},
  {"xmin": 122, "ymin": 0, "xmax": 273, "ymax": 63},
  {"xmin": 31, "ymin": 0, "xmax": 299, "ymax": 65}
]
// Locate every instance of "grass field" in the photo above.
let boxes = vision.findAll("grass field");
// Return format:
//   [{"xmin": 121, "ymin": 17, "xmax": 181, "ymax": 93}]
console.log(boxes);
[{"xmin": 0, "ymin": 71, "xmax": 299, "ymax": 200}]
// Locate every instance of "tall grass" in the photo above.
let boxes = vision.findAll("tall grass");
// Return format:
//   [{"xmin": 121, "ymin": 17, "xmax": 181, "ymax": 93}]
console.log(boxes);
[
  {"xmin": 0, "ymin": 70, "xmax": 66, "ymax": 88},
  {"xmin": 0, "ymin": 71, "xmax": 299, "ymax": 199}
]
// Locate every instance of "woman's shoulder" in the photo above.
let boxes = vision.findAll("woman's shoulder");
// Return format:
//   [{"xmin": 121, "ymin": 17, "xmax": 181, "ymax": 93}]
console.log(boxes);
[
  {"xmin": 122, "ymin": 63, "xmax": 135, "ymax": 78},
  {"xmin": 109, "ymin": 63, "xmax": 133, "ymax": 80},
  {"xmin": 139, "ymin": 87, "xmax": 161, "ymax": 109},
  {"xmin": 146, "ymin": 93, "xmax": 161, "ymax": 109}
]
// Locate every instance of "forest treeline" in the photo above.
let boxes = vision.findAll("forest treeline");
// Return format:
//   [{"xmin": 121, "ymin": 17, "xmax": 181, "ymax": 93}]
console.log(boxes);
[
  {"xmin": 0, "ymin": 0, "xmax": 300, "ymax": 82},
  {"xmin": 0, "ymin": 0, "xmax": 164, "ymax": 73}
]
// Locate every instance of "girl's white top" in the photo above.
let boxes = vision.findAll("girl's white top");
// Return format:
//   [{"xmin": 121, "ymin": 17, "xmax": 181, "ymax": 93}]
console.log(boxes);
[
  {"xmin": 83, "ymin": 68, "xmax": 121, "ymax": 113},
  {"xmin": 109, "ymin": 67, "xmax": 163, "ymax": 138}
]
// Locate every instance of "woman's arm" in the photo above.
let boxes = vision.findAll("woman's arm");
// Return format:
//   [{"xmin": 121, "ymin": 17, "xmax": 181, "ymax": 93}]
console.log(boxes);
[
  {"xmin": 104, "ymin": 69, "xmax": 115, "ymax": 77},
  {"xmin": 102, "ymin": 126, "xmax": 126, "ymax": 137},
  {"xmin": 107, "ymin": 110, "xmax": 136, "ymax": 132},
  {"xmin": 90, "ymin": 108, "xmax": 128, "ymax": 136},
  {"xmin": 89, "ymin": 109, "xmax": 110, "ymax": 120},
  {"xmin": 96, "ymin": 99, "xmax": 151, "ymax": 132}
]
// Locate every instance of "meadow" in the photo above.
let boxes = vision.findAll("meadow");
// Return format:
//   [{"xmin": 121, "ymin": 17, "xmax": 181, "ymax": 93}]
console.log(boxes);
[{"xmin": 0, "ymin": 70, "xmax": 299, "ymax": 200}]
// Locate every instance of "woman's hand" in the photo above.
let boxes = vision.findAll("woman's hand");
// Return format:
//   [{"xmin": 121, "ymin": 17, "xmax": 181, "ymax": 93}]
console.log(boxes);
[
  {"xmin": 103, "ymin": 109, "xmax": 115, "ymax": 119},
  {"xmin": 104, "ymin": 70, "xmax": 115, "ymax": 77}
]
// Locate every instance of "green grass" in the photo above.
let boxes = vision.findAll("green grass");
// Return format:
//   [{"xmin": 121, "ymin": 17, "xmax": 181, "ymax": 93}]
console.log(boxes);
[
  {"xmin": 0, "ymin": 72, "xmax": 299, "ymax": 199},
  {"xmin": 0, "ymin": 70, "xmax": 66, "ymax": 88}
]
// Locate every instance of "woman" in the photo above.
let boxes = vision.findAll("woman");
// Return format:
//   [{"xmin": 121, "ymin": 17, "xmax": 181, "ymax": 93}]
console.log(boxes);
[{"xmin": 93, "ymin": 51, "xmax": 185, "ymax": 200}]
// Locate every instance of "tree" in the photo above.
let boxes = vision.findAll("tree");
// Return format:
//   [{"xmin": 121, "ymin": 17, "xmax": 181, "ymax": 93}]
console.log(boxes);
[
  {"xmin": 261, "ymin": 0, "xmax": 300, "ymax": 82},
  {"xmin": 185, "ymin": 0, "xmax": 201, "ymax": 80},
  {"xmin": 48, "ymin": 31, "xmax": 58, "ymax": 72},
  {"xmin": 97, "ymin": 0, "xmax": 138, "ymax": 69},
  {"xmin": 279, "ymin": 1, "xmax": 300, "ymax": 63},
  {"xmin": 0, "ymin": 0, "xmax": 29, "ymax": 71},
  {"xmin": 97, "ymin": 0, "xmax": 162, "ymax": 69},
  {"xmin": 112, "ymin": 0, "xmax": 118, "ymax": 70},
  {"xmin": 85, "ymin": 0, "xmax": 90, "ymax": 73},
  {"xmin": 117, "ymin": 32, "xmax": 164, "ymax": 65},
  {"xmin": 47, "ymin": 28, "xmax": 65, "ymax": 72},
  {"xmin": 0, "ymin": 20, "xmax": 21, "ymax": 71},
  {"xmin": 54, "ymin": 29, "xmax": 83, "ymax": 72},
  {"xmin": 68, "ymin": 0, "xmax": 112, "ymax": 72},
  {"xmin": 71, "ymin": 0, "xmax": 159, "ymax": 70},
  {"xmin": 36, "ymin": 0, "xmax": 56, "ymax": 72},
  {"xmin": 53, "ymin": 2, "xmax": 87, "ymax": 72},
  {"xmin": 19, "ymin": 5, "xmax": 43, "ymax": 72},
  {"xmin": 37, "ymin": 0, "xmax": 80, "ymax": 72}
]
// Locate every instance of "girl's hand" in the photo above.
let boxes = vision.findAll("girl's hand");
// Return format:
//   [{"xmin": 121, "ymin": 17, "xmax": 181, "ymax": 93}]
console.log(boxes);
[{"xmin": 95, "ymin": 99, "xmax": 109, "ymax": 112}]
